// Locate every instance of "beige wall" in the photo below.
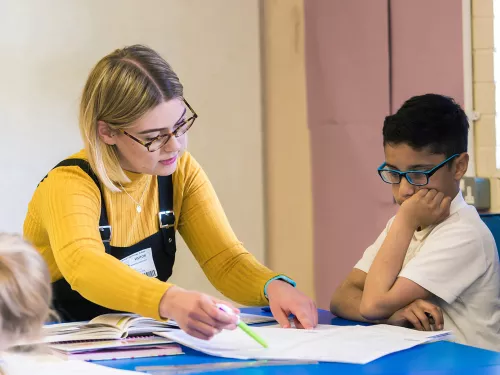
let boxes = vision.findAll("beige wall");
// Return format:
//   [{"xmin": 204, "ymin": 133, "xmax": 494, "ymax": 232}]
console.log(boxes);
[
  {"xmin": 0, "ymin": 0, "xmax": 265, "ymax": 300},
  {"xmin": 471, "ymin": 0, "xmax": 500, "ymax": 210},
  {"xmin": 261, "ymin": 0, "xmax": 315, "ymax": 299}
]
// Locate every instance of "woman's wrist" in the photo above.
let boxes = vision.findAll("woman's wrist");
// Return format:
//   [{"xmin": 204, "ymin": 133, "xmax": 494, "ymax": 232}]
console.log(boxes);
[
  {"xmin": 159, "ymin": 285, "xmax": 183, "ymax": 319},
  {"xmin": 264, "ymin": 275, "xmax": 296, "ymax": 300}
]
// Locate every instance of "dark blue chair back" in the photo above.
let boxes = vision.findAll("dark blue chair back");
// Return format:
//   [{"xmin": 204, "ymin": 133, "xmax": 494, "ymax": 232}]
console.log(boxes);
[{"xmin": 480, "ymin": 214, "xmax": 500, "ymax": 255}]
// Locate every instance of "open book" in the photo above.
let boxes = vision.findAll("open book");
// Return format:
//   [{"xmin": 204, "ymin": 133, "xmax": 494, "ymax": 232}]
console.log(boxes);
[
  {"xmin": 43, "ymin": 312, "xmax": 276, "ymax": 343},
  {"xmin": 43, "ymin": 314, "xmax": 177, "ymax": 343}
]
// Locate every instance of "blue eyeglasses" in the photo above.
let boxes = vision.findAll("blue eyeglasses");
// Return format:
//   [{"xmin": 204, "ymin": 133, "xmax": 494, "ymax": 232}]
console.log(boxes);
[{"xmin": 377, "ymin": 154, "xmax": 460, "ymax": 186}]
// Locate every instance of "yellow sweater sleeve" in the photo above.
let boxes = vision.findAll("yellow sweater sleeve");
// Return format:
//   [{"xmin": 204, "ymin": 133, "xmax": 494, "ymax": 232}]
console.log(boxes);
[
  {"xmin": 177, "ymin": 155, "xmax": 278, "ymax": 306},
  {"xmin": 24, "ymin": 166, "xmax": 169, "ymax": 320}
]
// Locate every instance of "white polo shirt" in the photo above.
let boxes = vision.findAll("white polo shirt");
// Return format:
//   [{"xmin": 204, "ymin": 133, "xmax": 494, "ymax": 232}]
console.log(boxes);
[{"xmin": 355, "ymin": 191, "xmax": 500, "ymax": 351}]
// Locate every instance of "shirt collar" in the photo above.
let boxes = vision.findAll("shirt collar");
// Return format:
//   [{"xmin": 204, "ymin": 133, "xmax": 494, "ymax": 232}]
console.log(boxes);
[{"xmin": 450, "ymin": 190, "xmax": 467, "ymax": 216}]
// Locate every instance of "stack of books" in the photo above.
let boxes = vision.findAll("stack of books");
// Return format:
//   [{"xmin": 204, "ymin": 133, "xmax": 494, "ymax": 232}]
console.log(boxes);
[
  {"xmin": 42, "ymin": 313, "xmax": 183, "ymax": 361},
  {"xmin": 49, "ymin": 335, "xmax": 182, "ymax": 361},
  {"xmin": 41, "ymin": 312, "xmax": 276, "ymax": 361}
]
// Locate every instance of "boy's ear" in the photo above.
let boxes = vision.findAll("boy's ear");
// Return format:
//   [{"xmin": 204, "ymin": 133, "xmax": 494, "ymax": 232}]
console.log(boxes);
[
  {"xmin": 454, "ymin": 153, "xmax": 469, "ymax": 180},
  {"xmin": 97, "ymin": 121, "xmax": 118, "ymax": 146}
]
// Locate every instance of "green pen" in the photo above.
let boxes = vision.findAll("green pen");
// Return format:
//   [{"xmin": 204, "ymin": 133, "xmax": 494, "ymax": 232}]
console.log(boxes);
[{"xmin": 216, "ymin": 303, "xmax": 268, "ymax": 348}]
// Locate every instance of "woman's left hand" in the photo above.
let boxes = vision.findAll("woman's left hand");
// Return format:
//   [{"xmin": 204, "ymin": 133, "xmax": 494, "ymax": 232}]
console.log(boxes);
[{"xmin": 266, "ymin": 280, "xmax": 318, "ymax": 329}]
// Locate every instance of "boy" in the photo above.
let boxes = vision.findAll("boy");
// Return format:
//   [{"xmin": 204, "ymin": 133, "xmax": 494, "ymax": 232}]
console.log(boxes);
[{"xmin": 330, "ymin": 94, "xmax": 500, "ymax": 351}]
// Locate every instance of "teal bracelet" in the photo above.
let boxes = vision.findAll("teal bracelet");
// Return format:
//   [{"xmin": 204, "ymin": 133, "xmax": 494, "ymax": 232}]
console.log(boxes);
[{"xmin": 264, "ymin": 275, "xmax": 296, "ymax": 299}]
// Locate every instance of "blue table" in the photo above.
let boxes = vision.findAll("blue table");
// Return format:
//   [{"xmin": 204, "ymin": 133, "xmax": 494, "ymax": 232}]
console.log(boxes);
[{"xmin": 96, "ymin": 308, "xmax": 500, "ymax": 374}]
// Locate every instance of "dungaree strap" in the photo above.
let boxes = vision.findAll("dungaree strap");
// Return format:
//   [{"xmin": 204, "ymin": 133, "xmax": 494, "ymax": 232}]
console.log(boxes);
[
  {"xmin": 158, "ymin": 175, "xmax": 176, "ymax": 250},
  {"xmin": 40, "ymin": 159, "xmax": 111, "ymax": 247}
]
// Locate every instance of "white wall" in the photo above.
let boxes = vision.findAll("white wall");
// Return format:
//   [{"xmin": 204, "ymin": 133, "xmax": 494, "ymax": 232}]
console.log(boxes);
[{"xmin": 0, "ymin": 0, "xmax": 265, "ymax": 298}]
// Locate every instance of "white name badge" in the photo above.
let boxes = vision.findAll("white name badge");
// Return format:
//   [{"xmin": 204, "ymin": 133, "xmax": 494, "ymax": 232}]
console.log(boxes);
[{"xmin": 121, "ymin": 248, "xmax": 158, "ymax": 278}]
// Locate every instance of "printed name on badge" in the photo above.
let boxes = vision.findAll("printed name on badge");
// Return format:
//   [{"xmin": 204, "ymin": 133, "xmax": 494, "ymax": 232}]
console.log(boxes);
[{"xmin": 121, "ymin": 248, "xmax": 158, "ymax": 278}]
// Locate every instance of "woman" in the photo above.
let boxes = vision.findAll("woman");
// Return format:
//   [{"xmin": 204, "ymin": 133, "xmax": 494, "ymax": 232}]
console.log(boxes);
[{"xmin": 24, "ymin": 45, "xmax": 317, "ymax": 339}]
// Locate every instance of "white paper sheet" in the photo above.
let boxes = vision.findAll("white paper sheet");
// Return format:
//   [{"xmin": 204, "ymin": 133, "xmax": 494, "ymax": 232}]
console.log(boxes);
[
  {"xmin": 156, "ymin": 324, "xmax": 452, "ymax": 364},
  {"xmin": 0, "ymin": 352, "xmax": 144, "ymax": 375},
  {"xmin": 262, "ymin": 323, "xmax": 338, "ymax": 330},
  {"xmin": 166, "ymin": 313, "xmax": 276, "ymax": 328}
]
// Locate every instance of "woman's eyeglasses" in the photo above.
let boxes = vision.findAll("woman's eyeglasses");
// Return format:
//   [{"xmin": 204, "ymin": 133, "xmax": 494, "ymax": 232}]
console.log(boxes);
[{"xmin": 119, "ymin": 99, "xmax": 198, "ymax": 152}]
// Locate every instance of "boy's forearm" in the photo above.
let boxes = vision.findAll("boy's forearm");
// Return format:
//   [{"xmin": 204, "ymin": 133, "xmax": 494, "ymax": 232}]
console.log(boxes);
[
  {"xmin": 361, "ymin": 215, "xmax": 414, "ymax": 319},
  {"xmin": 330, "ymin": 284, "xmax": 385, "ymax": 324}
]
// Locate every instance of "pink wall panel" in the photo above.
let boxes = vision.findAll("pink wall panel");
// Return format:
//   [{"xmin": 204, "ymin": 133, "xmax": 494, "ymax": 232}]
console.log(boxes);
[
  {"xmin": 390, "ymin": 0, "xmax": 464, "ymax": 109},
  {"xmin": 304, "ymin": 0, "xmax": 397, "ymax": 309},
  {"xmin": 305, "ymin": 0, "xmax": 391, "ymax": 126}
]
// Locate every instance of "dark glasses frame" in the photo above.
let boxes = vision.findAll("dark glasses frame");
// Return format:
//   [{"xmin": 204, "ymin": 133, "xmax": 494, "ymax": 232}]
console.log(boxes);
[{"xmin": 119, "ymin": 99, "xmax": 198, "ymax": 152}]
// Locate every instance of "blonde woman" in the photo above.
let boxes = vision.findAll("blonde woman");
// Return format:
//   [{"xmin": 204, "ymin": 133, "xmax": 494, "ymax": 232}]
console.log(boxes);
[
  {"xmin": 0, "ymin": 234, "xmax": 51, "ymax": 351},
  {"xmin": 24, "ymin": 45, "xmax": 317, "ymax": 340}
]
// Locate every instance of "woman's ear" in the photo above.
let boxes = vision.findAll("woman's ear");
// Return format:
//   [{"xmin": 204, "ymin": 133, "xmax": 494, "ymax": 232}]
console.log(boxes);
[
  {"xmin": 97, "ymin": 121, "xmax": 117, "ymax": 145},
  {"xmin": 454, "ymin": 153, "xmax": 469, "ymax": 180}
]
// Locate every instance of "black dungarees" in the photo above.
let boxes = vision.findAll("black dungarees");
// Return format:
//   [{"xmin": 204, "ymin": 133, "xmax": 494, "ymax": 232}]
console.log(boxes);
[{"xmin": 42, "ymin": 159, "xmax": 176, "ymax": 321}]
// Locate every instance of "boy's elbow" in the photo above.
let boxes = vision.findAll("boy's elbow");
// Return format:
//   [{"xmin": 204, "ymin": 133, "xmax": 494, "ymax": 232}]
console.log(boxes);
[
  {"xmin": 329, "ymin": 290, "xmax": 343, "ymax": 315},
  {"xmin": 329, "ymin": 297, "xmax": 338, "ymax": 315},
  {"xmin": 359, "ymin": 297, "xmax": 390, "ymax": 321}
]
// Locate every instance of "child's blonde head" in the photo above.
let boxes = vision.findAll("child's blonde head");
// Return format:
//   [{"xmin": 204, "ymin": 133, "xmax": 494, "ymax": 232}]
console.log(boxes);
[{"xmin": 0, "ymin": 234, "xmax": 51, "ymax": 350}]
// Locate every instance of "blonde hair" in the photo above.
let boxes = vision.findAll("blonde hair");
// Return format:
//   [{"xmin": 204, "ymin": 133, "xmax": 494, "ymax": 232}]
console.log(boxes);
[
  {"xmin": 79, "ymin": 44, "xmax": 184, "ymax": 191},
  {"xmin": 0, "ymin": 234, "xmax": 51, "ymax": 352}
]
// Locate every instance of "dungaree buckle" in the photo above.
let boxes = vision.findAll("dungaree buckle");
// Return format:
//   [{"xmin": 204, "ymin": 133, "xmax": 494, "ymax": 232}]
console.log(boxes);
[
  {"xmin": 158, "ymin": 211, "xmax": 175, "ymax": 229},
  {"xmin": 99, "ymin": 225, "xmax": 112, "ymax": 243}
]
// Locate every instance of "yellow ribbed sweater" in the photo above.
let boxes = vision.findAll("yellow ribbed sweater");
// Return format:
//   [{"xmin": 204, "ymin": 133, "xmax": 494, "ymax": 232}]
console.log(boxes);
[{"xmin": 24, "ymin": 150, "xmax": 277, "ymax": 320}]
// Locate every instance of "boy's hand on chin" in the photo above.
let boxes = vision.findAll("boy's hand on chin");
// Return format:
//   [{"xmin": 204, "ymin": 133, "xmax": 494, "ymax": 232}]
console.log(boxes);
[{"xmin": 399, "ymin": 189, "xmax": 451, "ymax": 229}]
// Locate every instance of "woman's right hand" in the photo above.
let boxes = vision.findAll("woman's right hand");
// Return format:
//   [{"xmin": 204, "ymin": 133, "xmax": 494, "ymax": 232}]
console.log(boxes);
[{"xmin": 159, "ymin": 286, "xmax": 239, "ymax": 340}]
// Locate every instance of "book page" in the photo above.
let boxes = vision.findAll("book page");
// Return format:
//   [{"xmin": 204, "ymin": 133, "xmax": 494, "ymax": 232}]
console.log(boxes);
[
  {"xmin": 41, "ymin": 314, "xmax": 175, "ymax": 343},
  {"xmin": 89, "ymin": 314, "xmax": 138, "ymax": 330},
  {"xmin": 41, "ymin": 321, "xmax": 125, "ymax": 343},
  {"xmin": 90, "ymin": 314, "xmax": 176, "ymax": 335}
]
